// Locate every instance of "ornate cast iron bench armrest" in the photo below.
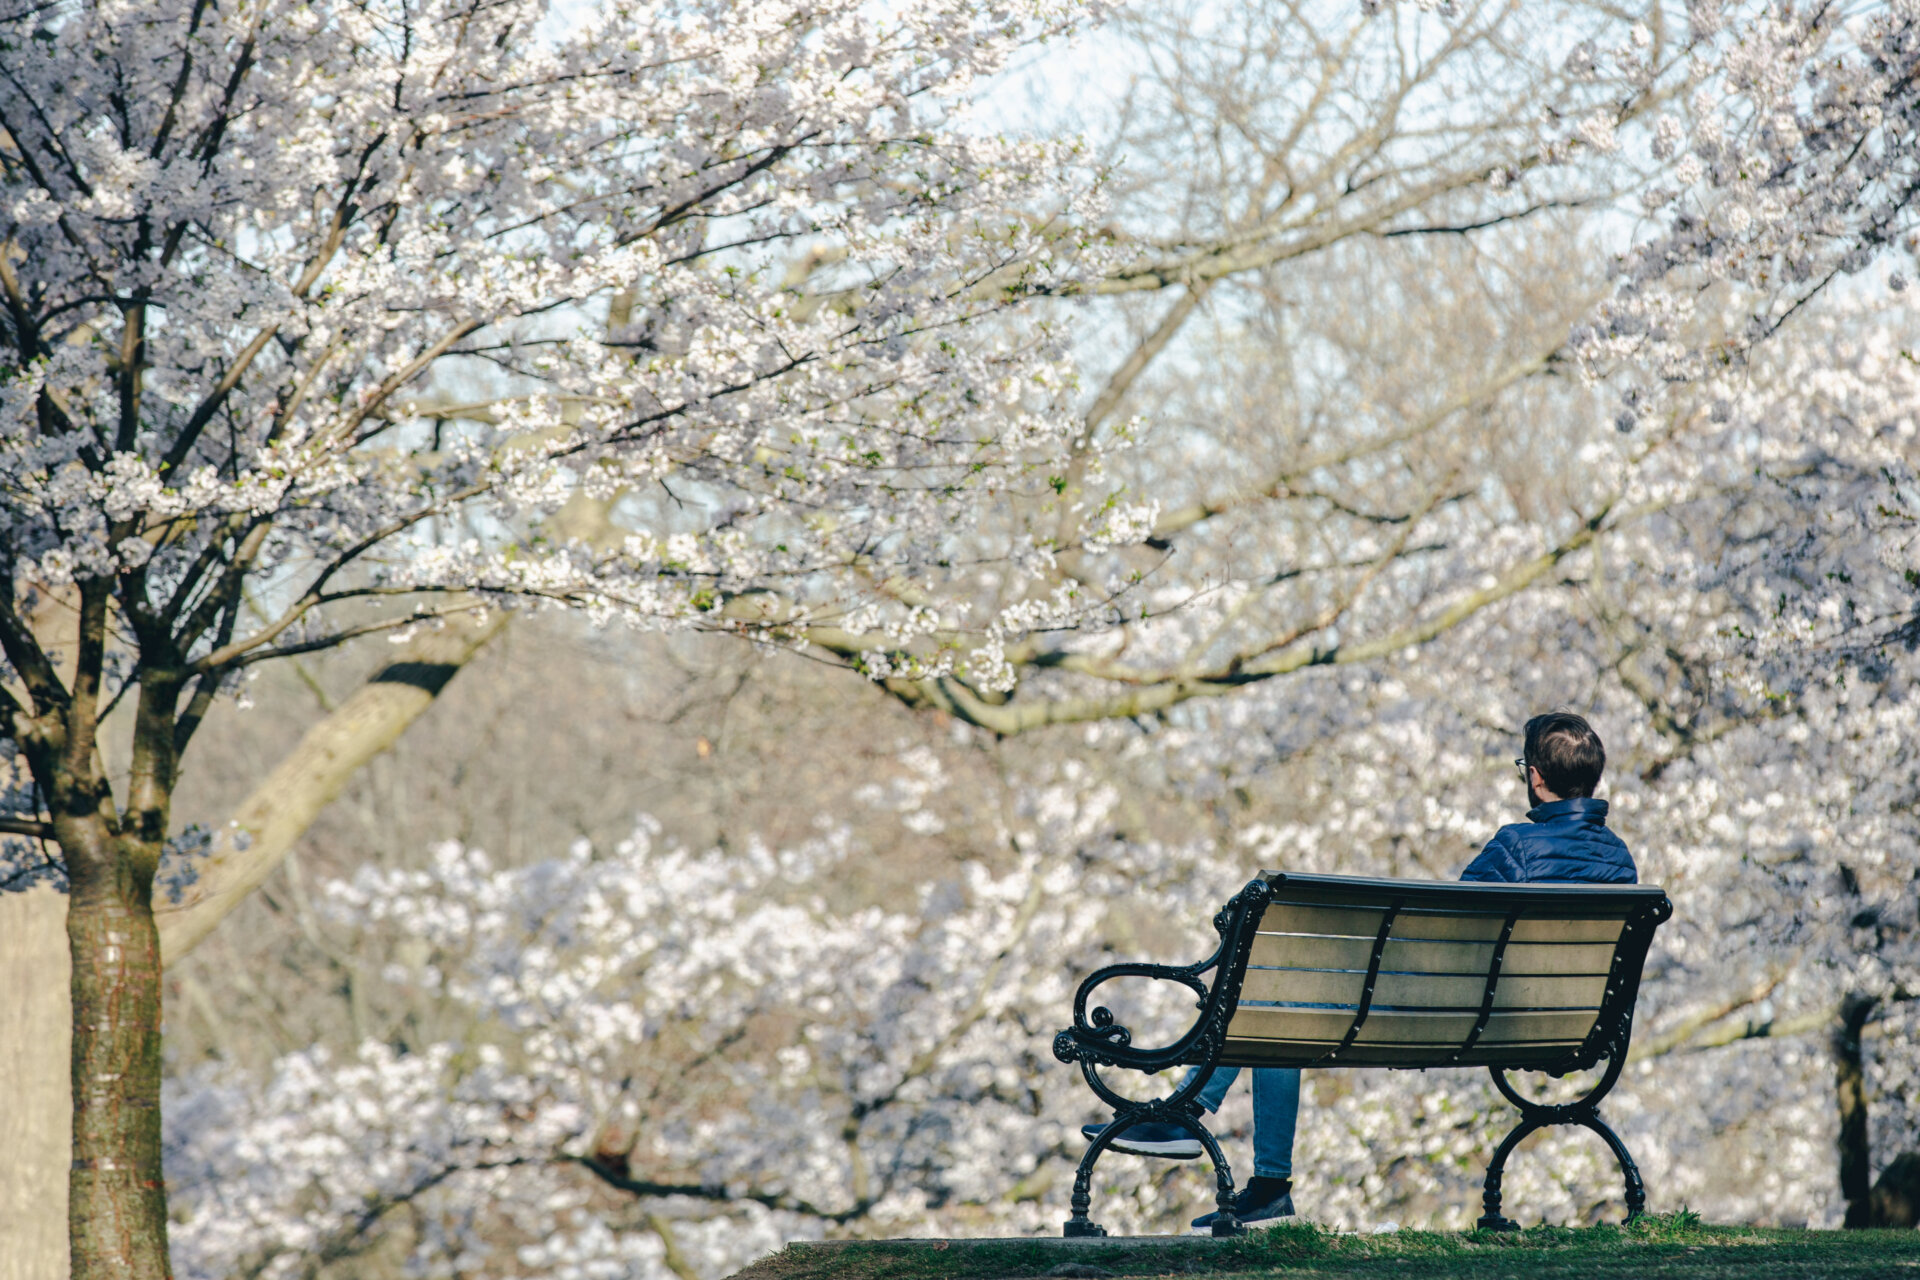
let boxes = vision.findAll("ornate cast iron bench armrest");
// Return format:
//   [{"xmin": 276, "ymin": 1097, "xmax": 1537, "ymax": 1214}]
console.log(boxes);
[{"xmin": 1050, "ymin": 877, "xmax": 1274, "ymax": 1237}]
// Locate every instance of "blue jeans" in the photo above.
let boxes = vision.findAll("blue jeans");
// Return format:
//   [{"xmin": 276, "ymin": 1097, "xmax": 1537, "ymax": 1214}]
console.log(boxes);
[{"xmin": 1178, "ymin": 1065, "xmax": 1299, "ymax": 1179}]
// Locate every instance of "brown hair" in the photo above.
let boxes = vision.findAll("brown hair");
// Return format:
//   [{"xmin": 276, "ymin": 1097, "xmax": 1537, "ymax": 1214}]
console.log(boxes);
[{"xmin": 1523, "ymin": 712, "xmax": 1605, "ymax": 799}]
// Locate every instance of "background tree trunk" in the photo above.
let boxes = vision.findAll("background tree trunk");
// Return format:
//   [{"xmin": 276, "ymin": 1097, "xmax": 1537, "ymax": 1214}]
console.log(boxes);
[
  {"xmin": 1836, "ymin": 992, "xmax": 1879, "ymax": 1229},
  {"xmin": 1, "ymin": 886, "xmax": 74, "ymax": 1280}
]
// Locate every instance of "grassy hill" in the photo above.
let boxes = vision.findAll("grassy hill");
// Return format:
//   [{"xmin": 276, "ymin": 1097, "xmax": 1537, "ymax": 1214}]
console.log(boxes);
[{"xmin": 729, "ymin": 1216, "xmax": 1918, "ymax": 1280}]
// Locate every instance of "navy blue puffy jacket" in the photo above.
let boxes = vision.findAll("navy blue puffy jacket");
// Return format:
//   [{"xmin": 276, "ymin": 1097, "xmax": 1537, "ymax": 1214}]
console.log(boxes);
[{"xmin": 1459, "ymin": 797, "xmax": 1636, "ymax": 884}]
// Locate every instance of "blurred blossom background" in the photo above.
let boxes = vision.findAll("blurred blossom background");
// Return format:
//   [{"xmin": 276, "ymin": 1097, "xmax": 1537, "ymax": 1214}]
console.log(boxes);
[{"xmin": 3, "ymin": 1, "xmax": 1919, "ymax": 1278}]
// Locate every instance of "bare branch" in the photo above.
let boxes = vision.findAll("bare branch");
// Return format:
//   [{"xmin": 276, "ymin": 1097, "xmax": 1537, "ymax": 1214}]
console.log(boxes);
[
  {"xmin": 879, "ymin": 501, "xmax": 1622, "ymax": 735},
  {"xmin": 1150, "ymin": 343, "xmax": 1562, "ymax": 545},
  {"xmin": 1629, "ymin": 967, "xmax": 1796, "ymax": 1061}
]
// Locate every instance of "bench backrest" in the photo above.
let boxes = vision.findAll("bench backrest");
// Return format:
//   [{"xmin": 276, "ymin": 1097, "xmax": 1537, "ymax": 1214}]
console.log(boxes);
[{"xmin": 1218, "ymin": 871, "xmax": 1671, "ymax": 1071}]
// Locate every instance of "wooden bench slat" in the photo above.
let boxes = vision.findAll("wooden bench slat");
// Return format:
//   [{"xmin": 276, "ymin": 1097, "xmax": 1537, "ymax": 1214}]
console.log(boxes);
[
  {"xmin": 1390, "ymin": 914, "xmax": 1511, "ymax": 942},
  {"xmin": 1249, "ymin": 934, "xmax": 1617, "ymax": 976},
  {"xmin": 1265, "ymin": 904, "xmax": 1519, "ymax": 943},
  {"xmin": 1258, "ymin": 904, "xmax": 1390, "ymax": 938},
  {"xmin": 1261, "ymin": 903, "xmax": 1628, "ymax": 945},
  {"xmin": 1509, "ymin": 917, "xmax": 1627, "ymax": 944},
  {"xmin": 1237, "ymin": 967, "xmax": 1368, "ymax": 1006},
  {"xmin": 1226, "ymin": 1009, "xmax": 1595, "ymax": 1046},
  {"xmin": 1251, "ymin": 933, "xmax": 1479, "ymax": 974},
  {"xmin": 1496, "ymin": 942, "xmax": 1620, "ymax": 975},
  {"xmin": 1479, "ymin": 972, "xmax": 1608, "ymax": 1010},
  {"xmin": 1237, "ymin": 968, "xmax": 1608, "ymax": 1011},
  {"xmin": 1216, "ymin": 1039, "xmax": 1589, "ymax": 1069},
  {"xmin": 1225, "ymin": 1006, "xmax": 1601, "ymax": 1047}
]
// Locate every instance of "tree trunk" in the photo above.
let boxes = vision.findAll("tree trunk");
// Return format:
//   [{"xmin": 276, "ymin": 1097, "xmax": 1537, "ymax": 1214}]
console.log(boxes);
[
  {"xmin": 1870, "ymin": 1153, "xmax": 1920, "ymax": 1228},
  {"xmin": 64, "ymin": 826, "xmax": 170, "ymax": 1280},
  {"xmin": 1836, "ymin": 992, "xmax": 1879, "ymax": 1230},
  {"xmin": 0, "ymin": 614, "xmax": 507, "ymax": 1280}
]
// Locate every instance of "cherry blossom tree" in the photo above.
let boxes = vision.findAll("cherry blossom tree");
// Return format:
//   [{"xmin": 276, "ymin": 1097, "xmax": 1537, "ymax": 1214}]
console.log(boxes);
[
  {"xmin": 156, "ymin": 768, "xmax": 1107, "ymax": 1278},
  {"xmin": 1553, "ymin": 11, "xmax": 1920, "ymax": 1196},
  {"xmin": 1577, "ymin": 1, "xmax": 1920, "ymax": 396},
  {"xmin": 1555, "ymin": 1, "xmax": 1920, "ymax": 1215},
  {"xmin": 0, "ymin": 0, "xmax": 1110, "ymax": 1273},
  {"xmin": 792, "ymin": 0, "xmax": 1687, "ymax": 733}
]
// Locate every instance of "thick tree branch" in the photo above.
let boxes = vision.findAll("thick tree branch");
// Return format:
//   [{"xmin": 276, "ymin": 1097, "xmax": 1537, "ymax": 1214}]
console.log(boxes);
[
  {"xmin": 1083, "ymin": 279, "xmax": 1215, "ymax": 439},
  {"xmin": 1051, "ymin": 279, "xmax": 1218, "ymax": 560},
  {"xmin": 570, "ymin": 1155, "xmax": 876, "ymax": 1225},
  {"xmin": 1090, "ymin": 163, "xmax": 1541, "ymax": 297},
  {"xmin": 1629, "ymin": 967, "xmax": 1795, "ymax": 1061},
  {"xmin": 1633, "ymin": 991, "xmax": 1916, "ymax": 1060},
  {"xmin": 0, "ymin": 596, "xmax": 71, "ymax": 717},
  {"xmin": 157, "ymin": 608, "xmax": 508, "ymax": 963}
]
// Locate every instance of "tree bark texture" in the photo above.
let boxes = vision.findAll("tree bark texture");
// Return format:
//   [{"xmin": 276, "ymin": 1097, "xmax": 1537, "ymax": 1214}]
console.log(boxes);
[{"xmin": 63, "ymin": 824, "xmax": 170, "ymax": 1280}]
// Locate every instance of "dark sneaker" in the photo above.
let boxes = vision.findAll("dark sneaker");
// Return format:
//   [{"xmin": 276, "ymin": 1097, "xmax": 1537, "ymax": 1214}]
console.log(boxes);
[
  {"xmin": 1078, "ymin": 1119, "xmax": 1202, "ymax": 1159},
  {"xmin": 1191, "ymin": 1182, "xmax": 1295, "ymax": 1232}
]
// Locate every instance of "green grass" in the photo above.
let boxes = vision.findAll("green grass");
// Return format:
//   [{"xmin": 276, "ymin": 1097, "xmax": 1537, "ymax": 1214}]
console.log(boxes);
[{"xmin": 729, "ymin": 1215, "xmax": 1920, "ymax": 1280}]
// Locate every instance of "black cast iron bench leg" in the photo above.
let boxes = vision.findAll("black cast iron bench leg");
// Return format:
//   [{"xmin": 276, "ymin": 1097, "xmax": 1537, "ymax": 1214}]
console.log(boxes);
[
  {"xmin": 1478, "ymin": 1053, "xmax": 1645, "ymax": 1231},
  {"xmin": 1065, "ymin": 1100, "xmax": 1244, "ymax": 1238}
]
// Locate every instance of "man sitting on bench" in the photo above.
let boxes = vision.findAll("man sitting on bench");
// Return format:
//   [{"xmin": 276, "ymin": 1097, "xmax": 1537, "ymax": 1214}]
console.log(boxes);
[{"xmin": 1078, "ymin": 710, "xmax": 1639, "ymax": 1230}]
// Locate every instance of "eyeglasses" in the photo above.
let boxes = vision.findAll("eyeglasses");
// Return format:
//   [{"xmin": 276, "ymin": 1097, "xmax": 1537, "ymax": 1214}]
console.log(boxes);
[{"xmin": 1514, "ymin": 757, "xmax": 1530, "ymax": 781}]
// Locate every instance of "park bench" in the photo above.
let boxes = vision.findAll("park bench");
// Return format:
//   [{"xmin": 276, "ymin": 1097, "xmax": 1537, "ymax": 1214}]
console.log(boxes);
[{"xmin": 1052, "ymin": 870, "xmax": 1673, "ymax": 1237}]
